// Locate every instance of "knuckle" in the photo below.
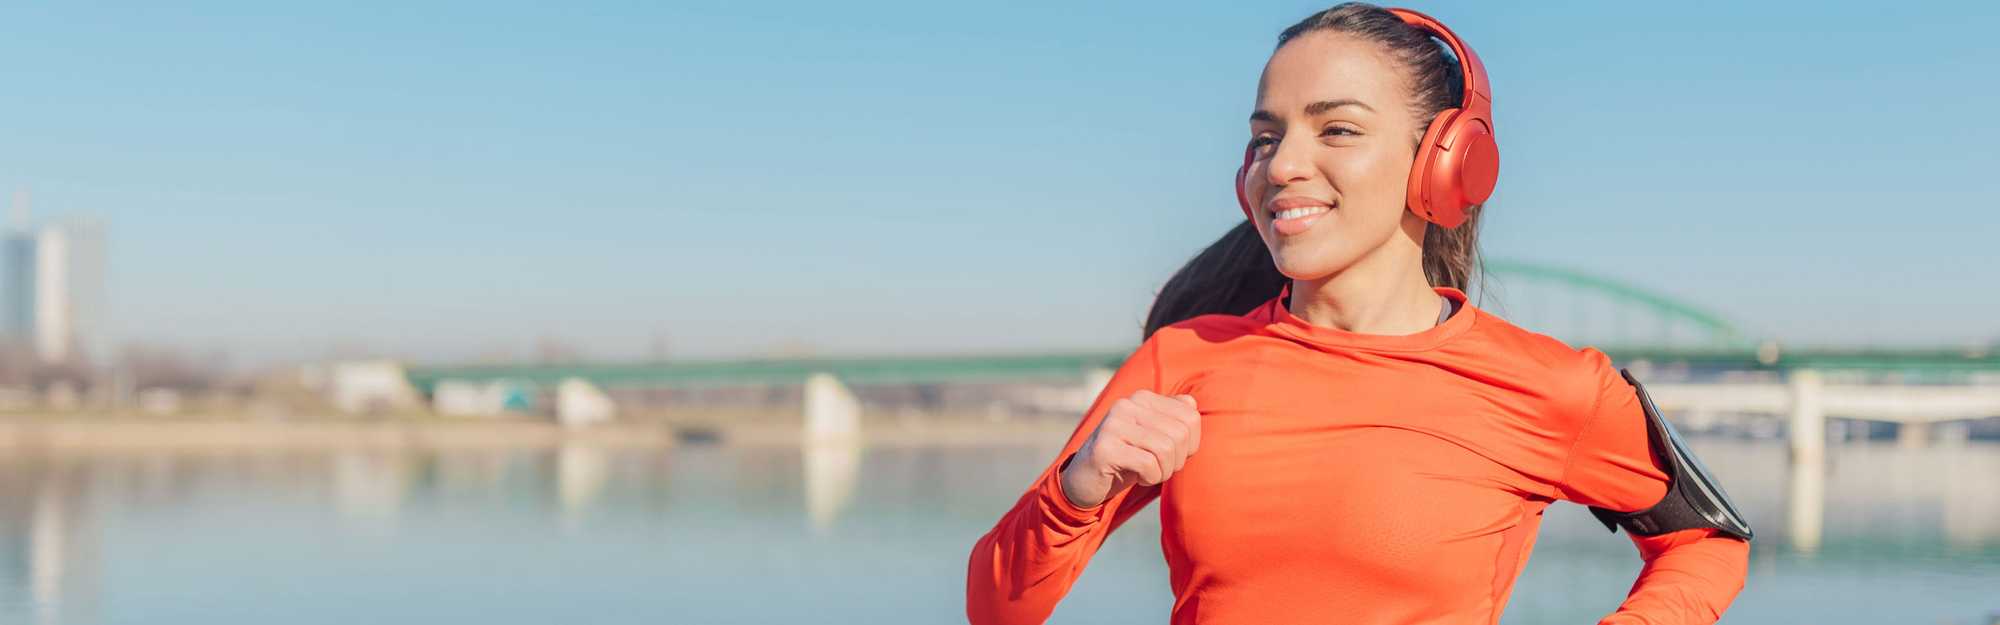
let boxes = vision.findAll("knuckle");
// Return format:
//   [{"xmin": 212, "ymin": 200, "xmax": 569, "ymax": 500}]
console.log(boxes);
[
  {"xmin": 1111, "ymin": 398, "xmax": 1137, "ymax": 415},
  {"xmin": 1125, "ymin": 437, "xmax": 1153, "ymax": 458},
  {"xmin": 1117, "ymin": 454, "xmax": 1145, "ymax": 472}
]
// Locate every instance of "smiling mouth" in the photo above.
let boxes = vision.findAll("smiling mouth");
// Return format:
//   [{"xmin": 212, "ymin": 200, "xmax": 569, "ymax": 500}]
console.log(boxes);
[
  {"xmin": 1272, "ymin": 206, "xmax": 1331, "ymax": 220},
  {"xmin": 1267, "ymin": 202, "xmax": 1333, "ymax": 236}
]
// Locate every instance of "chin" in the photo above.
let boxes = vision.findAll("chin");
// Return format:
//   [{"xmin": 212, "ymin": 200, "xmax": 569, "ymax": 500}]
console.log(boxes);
[
  {"xmin": 1269, "ymin": 250, "xmax": 1346, "ymax": 282},
  {"xmin": 1264, "ymin": 221, "xmax": 1399, "ymax": 282}
]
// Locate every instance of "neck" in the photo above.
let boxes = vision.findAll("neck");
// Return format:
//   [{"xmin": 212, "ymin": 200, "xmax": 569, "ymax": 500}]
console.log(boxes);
[{"xmin": 1288, "ymin": 235, "xmax": 1442, "ymax": 336}]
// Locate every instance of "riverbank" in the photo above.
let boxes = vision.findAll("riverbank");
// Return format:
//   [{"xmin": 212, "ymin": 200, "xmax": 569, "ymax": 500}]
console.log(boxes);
[{"xmin": 0, "ymin": 415, "xmax": 1078, "ymax": 454}]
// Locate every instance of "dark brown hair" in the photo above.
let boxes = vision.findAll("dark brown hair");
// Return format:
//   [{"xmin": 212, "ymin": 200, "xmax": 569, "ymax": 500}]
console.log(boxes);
[{"xmin": 1142, "ymin": 2, "xmax": 1486, "ymax": 339}]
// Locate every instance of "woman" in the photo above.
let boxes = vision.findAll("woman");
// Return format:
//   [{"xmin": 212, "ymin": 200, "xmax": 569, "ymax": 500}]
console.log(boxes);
[{"xmin": 965, "ymin": 4, "xmax": 1750, "ymax": 624}]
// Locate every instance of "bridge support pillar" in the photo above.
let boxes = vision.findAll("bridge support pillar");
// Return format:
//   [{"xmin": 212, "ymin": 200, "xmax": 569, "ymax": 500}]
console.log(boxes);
[
  {"xmin": 555, "ymin": 378, "xmax": 616, "ymax": 427},
  {"xmin": 1787, "ymin": 369, "xmax": 1826, "ymax": 553},
  {"xmin": 804, "ymin": 373, "xmax": 862, "ymax": 443},
  {"xmin": 1896, "ymin": 422, "xmax": 1931, "ymax": 449},
  {"xmin": 803, "ymin": 373, "xmax": 862, "ymax": 533}
]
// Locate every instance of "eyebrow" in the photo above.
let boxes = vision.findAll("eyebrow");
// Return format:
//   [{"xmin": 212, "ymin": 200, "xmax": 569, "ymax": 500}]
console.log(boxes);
[{"xmin": 1249, "ymin": 98, "xmax": 1377, "ymax": 122}]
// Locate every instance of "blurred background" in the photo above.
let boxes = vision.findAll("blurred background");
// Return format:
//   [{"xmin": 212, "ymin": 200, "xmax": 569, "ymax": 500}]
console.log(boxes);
[{"xmin": 1, "ymin": 1, "xmax": 1996, "ymax": 623}]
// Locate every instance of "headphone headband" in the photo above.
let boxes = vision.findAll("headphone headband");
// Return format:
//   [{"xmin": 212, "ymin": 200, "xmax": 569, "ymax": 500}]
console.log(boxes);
[{"xmin": 1386, "ymin": 8, "xmax": 1490, "ymax": 112}]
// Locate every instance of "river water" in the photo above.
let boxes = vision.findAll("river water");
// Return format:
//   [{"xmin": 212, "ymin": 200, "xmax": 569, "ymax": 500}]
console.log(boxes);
[{"xmin": 1, "ymin": 438, "xmax": 1994, "ymax": 624}]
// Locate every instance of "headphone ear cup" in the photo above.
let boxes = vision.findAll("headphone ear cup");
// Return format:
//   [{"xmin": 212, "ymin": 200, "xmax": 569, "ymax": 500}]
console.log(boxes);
[
  {"xmin": 1407, "ymin": 110, "xmax": 1498, "ymax": 229},
  {"xmin": 1406, "ymin": 109, "xmax": 1460, "ymax": 226},
  {"xmin": 1452, "ymin": 116, "xmax": 1499, "ymax": 207}
]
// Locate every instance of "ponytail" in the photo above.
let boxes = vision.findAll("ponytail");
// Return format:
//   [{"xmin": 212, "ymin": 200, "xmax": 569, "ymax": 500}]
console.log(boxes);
[
  {"xmin": 1421, "ymin": 209, "xmax": 1484, "ymax": 297},
  {"xmin": 1142, "ymin": 221, "xmax": 1287, "ymax": 339}
]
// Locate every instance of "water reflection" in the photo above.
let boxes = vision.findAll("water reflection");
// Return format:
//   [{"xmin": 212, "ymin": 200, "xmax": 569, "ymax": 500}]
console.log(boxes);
[
  {"xmin": 557, "ymin": 444, "xmax": 610, "ymax": 530},
  {"xmin": 803, "ymin": 439, "xmax": 862, "ymax": 535},
  {"xmin": 1786, "ymin": 452, "xmax": 1827, "ymax": 553},
  {"xmin": 1, "ymin": 456, "xmax": 96, "ymax": 625},
  {"xmin": 29, "ymin": 483, "xmax": 68, "ymax": 625},
  {"xmin": 0, "ymin": 439, "xmax": 1992, "ymax": 625},
  {"xmin": 333, "ymin": 451, "xmax": 410, "ymax": 531}
]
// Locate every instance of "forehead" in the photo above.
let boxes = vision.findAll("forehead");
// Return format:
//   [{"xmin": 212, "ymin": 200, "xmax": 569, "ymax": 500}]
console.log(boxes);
[{"xmin": 1256, "ymin": 31, "xmax": 1408, "ymax": 116}]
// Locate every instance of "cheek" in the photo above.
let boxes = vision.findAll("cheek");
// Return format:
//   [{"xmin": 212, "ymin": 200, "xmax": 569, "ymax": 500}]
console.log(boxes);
[
  {"xmin": 1329, "ymin": 149, "xmax": 1413, "ymax": 225},
  {"xmin": 1242, "ymin": 168, "xmax": 1271, "ymax": 210},
  {"xmin": 1242, "ymin": 169, "xmax": 1277, "ymax": 229},
  {"xmin": 1343, "ymin": 144, "xmax": 1405, "ymax": 186}
]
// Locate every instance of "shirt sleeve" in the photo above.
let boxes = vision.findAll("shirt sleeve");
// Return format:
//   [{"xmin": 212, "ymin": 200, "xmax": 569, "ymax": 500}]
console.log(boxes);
[
  {"xmin": 1557, "ymin": 348, "xmax": 1750, "ymax": 625},
  {"xmin": 965, "ymin": 336, "xmax": 1169, "ymax": 625}
]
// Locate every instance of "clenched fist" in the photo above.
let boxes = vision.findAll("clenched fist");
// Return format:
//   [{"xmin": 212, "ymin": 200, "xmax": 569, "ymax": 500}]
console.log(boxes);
[{"xmin": 1059, "ymin": 390, "xmax": 1201, "ymax": 509}]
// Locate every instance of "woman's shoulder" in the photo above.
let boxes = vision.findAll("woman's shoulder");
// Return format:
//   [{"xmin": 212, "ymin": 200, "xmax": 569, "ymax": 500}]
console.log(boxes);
[
  {"xmin": 1461, "ymin": 307, "xmax": 1606, "ymax": 366},
  {"xmin": 1457, "ymin": 308, "xmax": 1623, "ymax": 416},
  {"xmin": 1148, "ymin": 308, "xmax": 1271, "ymax": 349}
]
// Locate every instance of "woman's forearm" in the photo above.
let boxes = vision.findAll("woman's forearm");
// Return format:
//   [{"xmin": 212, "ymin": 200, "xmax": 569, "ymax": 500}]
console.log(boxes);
[
  {"xmin": 965, "ymin": 463, "xmax": 1157, "ymax": 625},
  {"xmin": 1597, "ymin": 528, "xmax": 1750, "ymax": 625}
]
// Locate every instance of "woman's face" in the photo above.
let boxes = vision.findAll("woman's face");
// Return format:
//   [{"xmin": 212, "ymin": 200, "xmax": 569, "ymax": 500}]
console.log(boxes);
[{"xmin": 1244, "ymin": 32, "xmax": 1426, "ymax": 281}]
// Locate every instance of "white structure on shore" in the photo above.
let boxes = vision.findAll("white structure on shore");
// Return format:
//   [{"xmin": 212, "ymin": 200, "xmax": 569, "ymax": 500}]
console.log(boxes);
[{"xmin": 1, "ymin": 194, "xmax": 105, "ymax": 366}]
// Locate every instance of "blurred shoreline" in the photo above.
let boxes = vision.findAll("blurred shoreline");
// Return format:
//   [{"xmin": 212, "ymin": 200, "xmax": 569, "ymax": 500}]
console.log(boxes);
[{"xmin": 0, "ymin": 414, "xmax": 1077, "ymax": 453}]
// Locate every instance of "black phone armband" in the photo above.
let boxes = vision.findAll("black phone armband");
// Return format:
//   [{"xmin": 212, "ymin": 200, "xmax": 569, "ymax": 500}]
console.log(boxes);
[{"xmin": 1586, "ymin": 368, "xmax": 1754, "ymax": 542}]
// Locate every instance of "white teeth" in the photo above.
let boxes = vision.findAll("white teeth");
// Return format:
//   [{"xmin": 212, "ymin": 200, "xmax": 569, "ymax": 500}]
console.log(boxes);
[{"xmin": 1274, "ymin": 206, "xmax": 1330, "ymax": 220}]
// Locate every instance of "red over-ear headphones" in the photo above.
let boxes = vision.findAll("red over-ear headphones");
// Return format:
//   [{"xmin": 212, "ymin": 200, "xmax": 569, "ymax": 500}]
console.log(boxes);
[{"xmin": 1234, "ymin": 7, "xmax": 1498, "ymax": 230}]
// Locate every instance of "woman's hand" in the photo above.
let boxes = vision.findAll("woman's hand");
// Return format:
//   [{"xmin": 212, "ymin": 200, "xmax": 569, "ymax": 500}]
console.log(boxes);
[{"xmin": 1059, "ymin": 390, "xmax": 1201, "ymax": 509}]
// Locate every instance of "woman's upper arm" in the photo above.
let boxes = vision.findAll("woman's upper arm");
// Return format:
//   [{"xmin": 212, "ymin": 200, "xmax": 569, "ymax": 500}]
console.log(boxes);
[{"xmin": 1555, "ymin": 348, "xmax": 1669, "ymax": 512}]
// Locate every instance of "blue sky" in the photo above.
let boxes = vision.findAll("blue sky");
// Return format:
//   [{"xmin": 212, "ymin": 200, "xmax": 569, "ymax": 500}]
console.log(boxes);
[{"xmin": 1, "ymin": 1, "xmax": 1994, "ymax": 365}]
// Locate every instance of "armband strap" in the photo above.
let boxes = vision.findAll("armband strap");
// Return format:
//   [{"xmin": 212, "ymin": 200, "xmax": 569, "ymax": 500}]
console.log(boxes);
[{"xmin": 1586, "ymin": 369, "xmax": 1754, "ymax": 542}]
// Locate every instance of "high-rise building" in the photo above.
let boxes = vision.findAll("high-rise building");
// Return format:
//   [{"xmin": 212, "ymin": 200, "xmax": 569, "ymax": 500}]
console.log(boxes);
[
  {"xmin": 0, "ymin": 195, "xmax": 105, "ymax": 365},
  {"xmin": 35, "ymin": 220, "xmax": 104, "ymax": 365},
  {"xmin": 2, "ymin": 229, "xmax": 33, "ymax": 342}
]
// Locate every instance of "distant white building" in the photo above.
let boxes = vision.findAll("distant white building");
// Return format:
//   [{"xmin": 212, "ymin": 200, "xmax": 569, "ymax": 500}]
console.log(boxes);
[
  {"xmin": 2, "ymin": 228, "xmax": 33, "ymax": 343},
  {"xmin": 1, "ymin": 199, "xmax": 106, "ymax": 365}
]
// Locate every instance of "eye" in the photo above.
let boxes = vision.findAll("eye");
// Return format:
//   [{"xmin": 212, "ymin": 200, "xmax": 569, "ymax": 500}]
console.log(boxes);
[
  {"xmin": 1247, "ymin": 134, "xmax": 1279, "ymax": 154},
  {"xmin": 1321, "ymin": 125, "xmax": 1361, "ymax": 137}
]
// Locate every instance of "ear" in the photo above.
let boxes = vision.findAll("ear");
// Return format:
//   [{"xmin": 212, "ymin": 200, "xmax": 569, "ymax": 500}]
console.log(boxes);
[{"xmin": 1399, "ymin": 206, "xmax": 1433, "ymax": 242}]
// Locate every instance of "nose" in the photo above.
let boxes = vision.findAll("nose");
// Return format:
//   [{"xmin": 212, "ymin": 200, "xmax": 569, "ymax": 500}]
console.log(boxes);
[{"xmin": 1262, "ymin": 134, "xmax": 1316, "ymax": 196}]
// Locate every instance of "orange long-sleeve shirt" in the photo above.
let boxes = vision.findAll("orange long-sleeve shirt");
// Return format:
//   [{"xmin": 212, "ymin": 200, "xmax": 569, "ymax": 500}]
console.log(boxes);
[{"xmin": 967, "ymin": 285, "xmax": 1748, "ymax": 625}]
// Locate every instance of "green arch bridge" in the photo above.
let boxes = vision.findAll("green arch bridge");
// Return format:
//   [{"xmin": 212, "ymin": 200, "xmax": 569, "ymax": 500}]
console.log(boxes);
[{"xmin": 406, "ymin": 261, "xmax": 1999, "ymax": 392}]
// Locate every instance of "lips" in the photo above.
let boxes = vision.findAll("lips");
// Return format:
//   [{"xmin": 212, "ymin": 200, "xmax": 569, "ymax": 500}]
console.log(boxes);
[
  {"xmin": 1273, "ymin": 205, "xmax": 1330, "ymax": 220},
  {"xmin": 1266, "ymin": 197, "xmax": 1334, "ymax": 236}
]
